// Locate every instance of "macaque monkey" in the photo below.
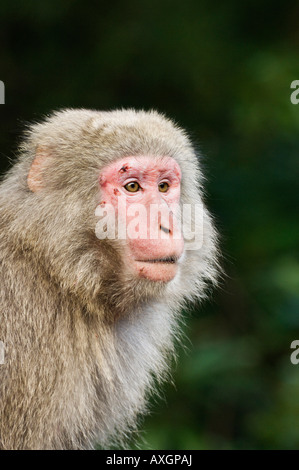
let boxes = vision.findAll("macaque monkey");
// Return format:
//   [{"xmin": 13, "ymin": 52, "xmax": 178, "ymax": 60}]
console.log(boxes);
[{"xmin": 0, "ymin": 109, "xmax": 218, "ymax": 449}]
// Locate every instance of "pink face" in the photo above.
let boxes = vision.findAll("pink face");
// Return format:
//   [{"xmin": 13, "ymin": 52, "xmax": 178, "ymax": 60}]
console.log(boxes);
[{"xmin": 98, "ymin": 155, "xmax": 184, "ymax": 282}]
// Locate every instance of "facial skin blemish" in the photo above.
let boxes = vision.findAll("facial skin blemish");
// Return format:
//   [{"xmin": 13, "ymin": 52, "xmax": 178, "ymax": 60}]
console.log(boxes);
[
  {"xmin": 99, "ymin": 175, "xmax": 106, "ymax": 186},
  {"xmin": 119, "ymin": 165, "xmax": 129, "ymax": 173}
]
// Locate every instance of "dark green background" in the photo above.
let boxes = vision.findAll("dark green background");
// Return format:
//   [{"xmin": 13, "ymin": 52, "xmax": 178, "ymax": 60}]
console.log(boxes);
[{"xmin": 1, "ymin": 0, "xmax": 299, "ymax": 450}]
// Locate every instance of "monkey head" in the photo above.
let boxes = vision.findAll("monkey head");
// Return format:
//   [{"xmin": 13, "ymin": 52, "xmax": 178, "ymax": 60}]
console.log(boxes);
[{"xmin": 18, "ymin": 109, "xmax": 217, "ymax": 315}]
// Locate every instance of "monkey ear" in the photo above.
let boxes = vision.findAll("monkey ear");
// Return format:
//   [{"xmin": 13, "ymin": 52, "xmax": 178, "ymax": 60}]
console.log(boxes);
[{"xmin": 27, "ymin": 146, "xmax": 50, "ymax": 192}]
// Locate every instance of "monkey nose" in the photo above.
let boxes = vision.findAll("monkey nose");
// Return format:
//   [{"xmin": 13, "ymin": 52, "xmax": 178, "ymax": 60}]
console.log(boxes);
[{"xmin": 160, "ymin": 225, "xmax": 171, "ymax": 234}]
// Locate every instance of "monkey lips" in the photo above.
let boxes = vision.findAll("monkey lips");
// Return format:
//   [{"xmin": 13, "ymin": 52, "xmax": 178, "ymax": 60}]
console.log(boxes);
[{"xmin": 133, "ymin": 256, "xmax": 181, "ymax": 282}]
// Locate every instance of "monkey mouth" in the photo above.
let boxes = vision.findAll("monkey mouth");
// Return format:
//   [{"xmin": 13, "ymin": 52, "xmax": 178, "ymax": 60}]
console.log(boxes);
[
  {"xmin": 133, "ymin": 256, "xmax": 180, "ymax": 282},
  {"xmin": 136, "ymin": 256, "xmax": 178, "ymax": 264}
]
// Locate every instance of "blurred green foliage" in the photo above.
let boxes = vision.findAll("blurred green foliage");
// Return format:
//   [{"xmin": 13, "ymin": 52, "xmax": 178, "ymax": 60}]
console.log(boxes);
[{"xmin": 0, "ymin": 0, "xmax": 299, "ymax": 450}]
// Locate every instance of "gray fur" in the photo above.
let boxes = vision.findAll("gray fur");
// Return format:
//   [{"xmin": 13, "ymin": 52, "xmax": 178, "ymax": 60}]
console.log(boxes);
[{"xmin": 0, "ymin": 109, "xmax": 218, "ymax": 449}]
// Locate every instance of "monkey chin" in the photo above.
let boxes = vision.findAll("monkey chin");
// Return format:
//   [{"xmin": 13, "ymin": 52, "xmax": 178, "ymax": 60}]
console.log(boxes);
[{"xmin": 134, "ymin": 259, "xmax": 179, "ymax": 282}]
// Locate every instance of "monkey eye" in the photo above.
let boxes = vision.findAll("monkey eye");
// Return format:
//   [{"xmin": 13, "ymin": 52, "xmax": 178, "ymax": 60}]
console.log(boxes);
[
  {"xmin": 124, "ymin": 181, "xmax": 141, "ymax": 193},
  {"xmin": 158, "ymin": 182, "xmax": 169, "ymax": 193}
]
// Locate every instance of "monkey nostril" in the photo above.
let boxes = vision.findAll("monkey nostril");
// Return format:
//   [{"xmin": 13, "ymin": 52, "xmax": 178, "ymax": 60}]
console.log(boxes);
[{"xmin": 160, "ymin": 225, "xmax": 171, "ymax": 234}]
